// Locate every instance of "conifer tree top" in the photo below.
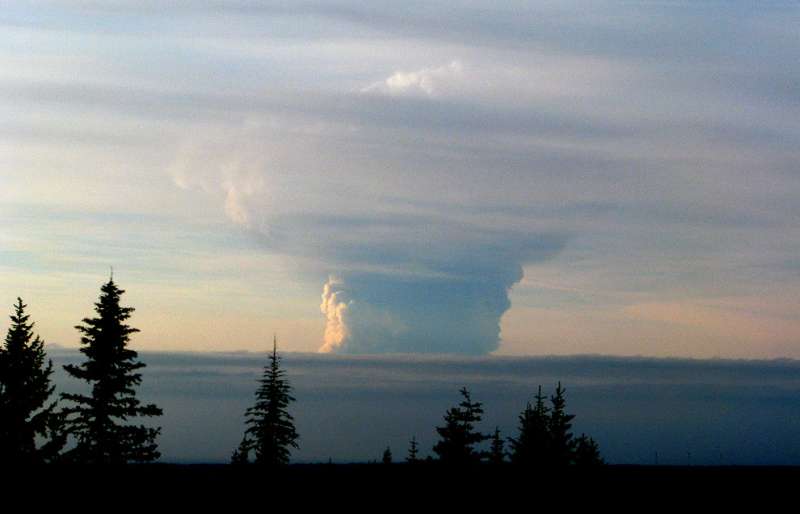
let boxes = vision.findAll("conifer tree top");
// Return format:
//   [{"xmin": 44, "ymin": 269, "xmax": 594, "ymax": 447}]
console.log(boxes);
[
  {"xmin": 234, "ymin": 335, "xmax": 299, "ymax": 466},
  {"xmin": 433, "ymin": 387, "xmax": 489, "ymax": 464},
  {"xmin": 0, "ymin": 297, "xmax": 63, "ymax": 464},
  {"xmin": 61, "ymin": 276, "xmax": 162, "ymax": 464}
]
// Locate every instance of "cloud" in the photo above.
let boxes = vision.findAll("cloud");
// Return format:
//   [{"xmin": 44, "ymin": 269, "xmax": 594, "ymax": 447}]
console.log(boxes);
[
  {"xmin": 222, "ymin": 183, "xmax": 249, "ymax": 225},
  {"xmin": 316, "ymin": 273, "xmax": 512, "ymax": 354},
  {"xmin": 162, "ymin": 116, "xmax": 570, "ymax": 355},
  {"xmin": 361, "ymin": 60, "xmax": 464, "ymax": 97},
  {"xmin": 46, "ymin": 348, "xmax": 800, "ymax": 465},
  {"xmin": 319, "ymin": 276, "xmax": 351, "ymax": 353},
  {"xmin": 221, "ymin": 169, "xmax": 265, "ymax": 226},
  {"xmin": 308, "ymin": 229, "xmax": 566, "ymax": 354},
  {"xmin": 7, "ymin": 0, "xmax": 800, "ymax": 359},
  {"xmin": 168, "ymin": 135, "xmax": 267, "ymax": 226}
]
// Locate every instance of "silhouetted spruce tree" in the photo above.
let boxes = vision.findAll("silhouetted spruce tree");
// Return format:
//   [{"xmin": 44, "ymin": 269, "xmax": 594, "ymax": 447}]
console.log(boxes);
[
  {"xmin": 0, "ymin": 298, "xmax": 65, "ymax": 464},
  {"xmin": 433, "ymin": 387, "xmax": 489, "ymax": 465},
  {"xmin": 407, "ymin": 435, "xmax": 419, "ymax": 463},
  {"xmin": 235, "ymin": 336, "xmax": 299, "ymax": 466},
  {"xmin": 574, "ymin": 434, "xmax": 603, "ymax": 466},
  {"xmin": 547, "ymin": 382, "xmax": 575, "ymax": 466},
  {"xmin": 61, "ymin": 277, "xmax": 162, "ymax": 464},
  {"xmin": 489, "ymin": 427, "xmax": 505, "ymax": 464},
  {"xmin": 508, "ymin": 385, "xmax": 550, "ymax": 467},
  {"xmin": 382, "ymin": 446, "xmax": 393, "ymax": 465}
]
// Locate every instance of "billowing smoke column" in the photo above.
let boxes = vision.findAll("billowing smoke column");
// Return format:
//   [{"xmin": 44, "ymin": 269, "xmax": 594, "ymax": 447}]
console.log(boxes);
[
  {"xmin": 311, "ymin": 229, "xmax": 568, "ymax": 355},
  {"xmin": 317, "ymin": 263, "xmax": 527, "ymax": 355},
  {"xmin": 319, "ymin": 276, "xmax": 351, "ymax": 353}
]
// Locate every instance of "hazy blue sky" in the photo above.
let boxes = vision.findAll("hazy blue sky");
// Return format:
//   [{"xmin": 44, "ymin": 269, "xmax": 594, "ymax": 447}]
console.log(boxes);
[
  {"xmin": 2, "ymin": 2, "xmax": 800, "ymax": 357},
  {"xmin": 48, "ymin": 349, "xmax": 800, "ymax": 465}
]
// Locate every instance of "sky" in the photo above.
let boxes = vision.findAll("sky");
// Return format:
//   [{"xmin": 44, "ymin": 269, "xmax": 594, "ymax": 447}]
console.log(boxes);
[
  {"xmin": 47, "ymin": 348, "xmax": 800, "ymax": 465},
  {"xmin": 2, "ymin": 1, "xmax": 800, "ymax": 358}
]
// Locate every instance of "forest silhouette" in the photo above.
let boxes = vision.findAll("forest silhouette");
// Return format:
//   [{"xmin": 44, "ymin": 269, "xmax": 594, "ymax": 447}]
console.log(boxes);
[{"xmin": 0, "ymin": 276, "xmax": 603, "ymax": 468}]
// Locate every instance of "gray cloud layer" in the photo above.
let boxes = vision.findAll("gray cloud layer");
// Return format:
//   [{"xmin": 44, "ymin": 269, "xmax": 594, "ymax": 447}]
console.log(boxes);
[{"xmin": 48, "ymin": 348, "xmax": 800, "ymax": 465}]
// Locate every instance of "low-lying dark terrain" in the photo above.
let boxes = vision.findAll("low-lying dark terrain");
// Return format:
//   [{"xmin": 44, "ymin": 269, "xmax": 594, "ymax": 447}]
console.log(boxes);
[{"xmin": 8, "ymin": 463, "xmax": 799, "ymax": 502}]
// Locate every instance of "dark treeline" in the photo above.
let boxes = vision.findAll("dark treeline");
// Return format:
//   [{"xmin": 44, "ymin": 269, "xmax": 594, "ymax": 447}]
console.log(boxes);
[
  {"xmin": 0, "ymin": 276, "xmax": 603, "ymax": 468},
  {"xmin": 0, "ymin": 276, "xmax": 162, "ymax": 465},
  {"xmin": 424, "ymin": 384, "xmax": 603, "ymax": 467}
]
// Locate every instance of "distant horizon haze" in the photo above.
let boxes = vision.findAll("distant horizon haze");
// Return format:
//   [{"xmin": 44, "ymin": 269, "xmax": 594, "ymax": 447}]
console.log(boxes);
[{"xmin": 45, "ymin": 348, "xmax": 800, "ymax": 466}]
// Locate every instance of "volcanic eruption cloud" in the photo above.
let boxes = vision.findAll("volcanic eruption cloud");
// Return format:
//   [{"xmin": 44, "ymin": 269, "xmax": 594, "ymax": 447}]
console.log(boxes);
[
  {"xmin": 314, "ymin": 231, "xmax": 567, "ymax": 354},
  {"xmin": 318, "ymin": 270, "xmax": 520, "ymax": 354},
  {"xmin": 169, "ymin": 129, "xmax": 567, "ymax": 355}
]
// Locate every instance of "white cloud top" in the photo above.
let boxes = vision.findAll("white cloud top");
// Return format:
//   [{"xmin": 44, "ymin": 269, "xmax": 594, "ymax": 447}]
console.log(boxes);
[{"xmin": 362, "ymin": 60, "xmax": 464, "ymax": 97}]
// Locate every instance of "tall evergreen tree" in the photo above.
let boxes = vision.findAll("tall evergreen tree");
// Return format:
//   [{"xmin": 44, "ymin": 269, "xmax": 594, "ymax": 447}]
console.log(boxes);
[
  {"xmin": 432, "ymin": 387, "xmax": 489, "ymax": 465},
  {"xmin": 0, "ymin": 298, "xmax": 64, "ymax": 464},
  {"xmin": 489, "ymin": 427, "xmax": 505, "ymax": 465},
  {"xmin": 235, "ymin": 336, "xmax": 299, "ymax": 466},
  {"xmin": 406, "ymin": 435, "xmax": 419, "ymax": 464},
  {"xmin": 508, "ymin": 385, "xmax": 550, "ymax": 466},
  {"xmin": 547, "ymin": 382, "xmax": 576, "ymax": 466},
  {"xmin": 382, "ymin": 446, "xmax": 393, "ymax": 465},
  {"xmin": 61, "ymin": 276, "xmax": 162, "ymax": 464}
]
